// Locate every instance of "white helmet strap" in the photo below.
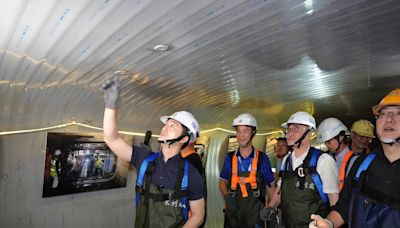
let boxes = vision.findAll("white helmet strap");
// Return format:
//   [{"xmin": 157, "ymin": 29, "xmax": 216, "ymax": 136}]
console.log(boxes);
[{"xmin": 380, "ymin": 136, "xmax": 400, "ymax": 146}]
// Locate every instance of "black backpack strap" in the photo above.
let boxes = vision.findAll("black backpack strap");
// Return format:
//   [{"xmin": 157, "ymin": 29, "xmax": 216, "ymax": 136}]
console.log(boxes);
[{"xmin": 173, "ymin": 157, "xmax": 188, "ymax": 199}]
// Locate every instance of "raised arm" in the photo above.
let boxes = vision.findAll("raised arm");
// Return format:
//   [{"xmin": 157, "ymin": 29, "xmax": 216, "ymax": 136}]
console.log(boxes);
[{"xmin": 101, "ymin": 76, "xmax": 132, "ymax": 162}]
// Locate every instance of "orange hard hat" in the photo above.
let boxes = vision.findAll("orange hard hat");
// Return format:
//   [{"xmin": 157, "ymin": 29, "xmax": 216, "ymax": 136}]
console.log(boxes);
[{"xmin": 372, "ymin": 89, "xmax": 400, "ymax": 116}]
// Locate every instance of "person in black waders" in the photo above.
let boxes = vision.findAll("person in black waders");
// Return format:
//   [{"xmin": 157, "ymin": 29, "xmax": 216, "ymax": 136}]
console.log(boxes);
[
  {"xmin": 181, "ymin": 140, "xmax": 207, "ymax": 228},
  {"xmin": 265, "ymin": 111, "xmax": 340, "ymax": 228},
  {"xmin": 310, "ymin": 88, "xmax": 400, "ymax": 228},
  {"xmin": 100, "ymin": 76, "xmax": 205, "ymax": 228},
  {"xmin": 219, "ymin": 113, "xmax": 275, "ymax": 228}
]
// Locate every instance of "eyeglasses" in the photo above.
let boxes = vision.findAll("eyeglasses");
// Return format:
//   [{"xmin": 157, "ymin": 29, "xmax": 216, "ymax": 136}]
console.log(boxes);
[
  {"xmin": 286, "ymin": 125, "xmax": 307, "ymax": 133},
  {"xmin": 376, "ymin": 110, "xmax": 400, "ymax": 120}
]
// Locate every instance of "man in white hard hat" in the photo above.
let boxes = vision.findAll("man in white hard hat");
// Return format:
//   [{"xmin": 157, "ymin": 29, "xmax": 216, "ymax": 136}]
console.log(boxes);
[
  {"xmin": 265, "ymin": 111, "xmax": 339, "ymax": 228},
  {"xmin": 311, "ymin": 89, "xmax": 400, "ymax": 228},
  {"xmin": 219, "ymin": 113, "xmax": 275, "ymax": 228},
  {"xmin": 317, "ymin": 118, "xmax": 356, "ymax": 191},
  {"xmin": 101, "ymin": 76, "xmax": 205, "ymax": 228}
]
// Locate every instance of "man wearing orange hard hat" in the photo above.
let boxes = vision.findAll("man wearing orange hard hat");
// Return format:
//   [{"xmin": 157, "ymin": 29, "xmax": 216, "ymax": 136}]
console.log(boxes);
[{"xmin": 311, "ymin": 88, "xmax": 400, "ymax": 228}]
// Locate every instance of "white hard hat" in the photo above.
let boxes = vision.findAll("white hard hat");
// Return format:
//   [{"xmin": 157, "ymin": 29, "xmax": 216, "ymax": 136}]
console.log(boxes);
[
  {"xmin": 281, "ymin": 111, "xmax": 316, "ymax": 130},
  {"xmin": 232, "ymin": 113, "xmax": 257, "ymax": 128},
  {"xmin": 160, "ymin": 111, "xmax": 200, "ymax": 143},
  {"xmin": 317, "ymin": 117, "xmax": 348, "ymax": 143},
  {"xmin": 54, "ymin": 149, "xmax": 61, "ymax": 156}
]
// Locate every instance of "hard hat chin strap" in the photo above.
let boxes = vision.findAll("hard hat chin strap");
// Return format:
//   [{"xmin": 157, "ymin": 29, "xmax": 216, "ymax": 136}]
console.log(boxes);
[
  {"xmin": 381, "ymin": 136, "xmax": 400, "ymax": 146},
  {"xmin": 157, "ymin": 132, "xmax": 190, "ymax": 149},
  {"xmin": 333, "ymin": 132, "xmax": 346, "ymax": 152},
  {"xmin": 239, "ymin": 127, "xmax": 257, "ymax": 148},
  {"xmin": 293, "ymin": 129, "xmax": 310, "ymax": 149},
  {"xmin": 238, "ymin": 128, "xmax": 256, "ymax": 148}
]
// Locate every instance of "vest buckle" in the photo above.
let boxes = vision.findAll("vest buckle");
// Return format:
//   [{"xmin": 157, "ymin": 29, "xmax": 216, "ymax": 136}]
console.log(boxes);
[
  {"xmin": 168, "ymin": 192, "xmax": 174, "ymax": 200},
  {"xmin": 253, "ymin": 189, "xmax": 260, "ymax": 197},
  {"xmin": 228, "ymin": 189, "xmax": 236, "ymax": 198},
  {"xmin": 297, "ymin": 167, "xmax": 305, "ymax": 177}
]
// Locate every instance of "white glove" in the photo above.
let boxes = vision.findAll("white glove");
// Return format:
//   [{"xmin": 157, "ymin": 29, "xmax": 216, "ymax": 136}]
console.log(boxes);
[{"xmin": 309, "ymin": 214, "xmax": 334, "ymax": 228}]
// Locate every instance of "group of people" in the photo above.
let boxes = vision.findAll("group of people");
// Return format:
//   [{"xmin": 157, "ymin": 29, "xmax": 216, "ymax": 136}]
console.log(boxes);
[{"xmin": 100, "ymin": 76, "xmax": 399, "ymax": 228}]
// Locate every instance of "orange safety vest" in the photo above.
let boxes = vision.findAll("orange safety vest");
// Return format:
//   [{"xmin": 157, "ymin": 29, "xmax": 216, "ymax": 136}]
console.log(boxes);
[
  {"xmin": 181, "ymin": 147, "xmax": 197, "ymax": 158},
  {"xmin": 339, "ymin": 150, "xmax": 354, "ymax": 191},
  {"xmin": 230, "ymin": 149, "xmax": 259, "ymax": 198}
]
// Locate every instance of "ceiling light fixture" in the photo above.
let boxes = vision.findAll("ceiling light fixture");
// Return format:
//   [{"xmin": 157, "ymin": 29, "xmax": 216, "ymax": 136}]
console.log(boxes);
[
  {"xmin": 114, "ymin": 70, "xmax": 128, "ymax": 75},
  {"xmin": 153, "ymin": 44, "xmax": 169, "ymax": 52}
]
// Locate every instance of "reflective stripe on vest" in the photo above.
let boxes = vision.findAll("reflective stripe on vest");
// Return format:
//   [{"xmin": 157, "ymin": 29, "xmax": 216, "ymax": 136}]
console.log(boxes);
[
  {"xmin": 338, "ymin": 150, "xmax": 354, "ymax": 191},
  {"xmin": 135, "ymin": 152, "xmax": 190, "ymax": 221},
  {"xmin": 50, "ymin": 160, "xmax": 57, "ymax": 177},
  {"xmin": 230, "ymin": 149, "xmax": 259, "ymax": 198}
]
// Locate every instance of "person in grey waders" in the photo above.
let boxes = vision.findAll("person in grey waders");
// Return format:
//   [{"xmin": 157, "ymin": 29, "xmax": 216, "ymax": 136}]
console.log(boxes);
[{"xmin": 265, "ymin": 111, "xmax": 339, "ymax": 228}]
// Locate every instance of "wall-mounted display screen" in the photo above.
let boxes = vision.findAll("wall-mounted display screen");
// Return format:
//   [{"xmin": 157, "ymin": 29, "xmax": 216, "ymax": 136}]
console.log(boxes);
[
  {"xmin": 43, "ymin": 132, "xmax": 128, "ymax": 197},
  {"xmin": 228, "ymin": 135, "xmax": 239, "ymax": 152}
]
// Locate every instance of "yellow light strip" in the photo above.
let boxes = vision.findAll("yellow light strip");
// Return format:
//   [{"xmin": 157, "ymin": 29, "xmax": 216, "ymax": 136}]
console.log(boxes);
[
  {"xmin": 0, "ymin": 121, "xmax": 281, "ymax": 137},
  {"xmin": 201, "ymin": 127, "xmax": 282, "ymax": 136},
  {"xmin": 0, "ymin": 123, "xmax": 75, "ymax": 136}
]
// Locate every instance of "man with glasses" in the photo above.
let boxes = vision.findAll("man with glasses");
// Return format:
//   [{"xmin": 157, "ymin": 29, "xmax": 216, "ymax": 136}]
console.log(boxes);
[
  {"xmin": 264, "ymin": 112, "xmax": 339, "ymax": 228},
  {"xmin": 350, "ymin": 119, "xmax": 375, "ymax": 154},
  {"xmin": 311, "ymin": 89, "xmax": 400, "ymax": 228}
]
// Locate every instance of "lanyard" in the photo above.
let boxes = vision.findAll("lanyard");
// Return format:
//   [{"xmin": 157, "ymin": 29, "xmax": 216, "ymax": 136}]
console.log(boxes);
[{"xmin": 238, "ymin": 156, "xmax": 252, "ymax": 172}]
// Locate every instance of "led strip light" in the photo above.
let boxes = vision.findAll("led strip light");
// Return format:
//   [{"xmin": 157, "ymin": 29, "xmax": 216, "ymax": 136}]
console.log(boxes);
[{"xmin": 0, "ymin": 121, "xmax": 282, "ymax": 136}]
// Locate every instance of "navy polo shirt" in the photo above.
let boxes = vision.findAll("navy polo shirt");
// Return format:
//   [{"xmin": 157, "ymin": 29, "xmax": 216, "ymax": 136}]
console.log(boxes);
[
  {"xmin": 220, "ymin": 149, "xmax": 275, "ymax": 186},
  {"xmin": 130, "ymin": 145, "xmax": 204, "ymax": 200}
]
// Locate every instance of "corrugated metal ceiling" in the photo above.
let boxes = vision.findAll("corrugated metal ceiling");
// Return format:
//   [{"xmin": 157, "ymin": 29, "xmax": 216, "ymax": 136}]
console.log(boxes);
[{"xmin": 1, "ymin": 0, "xmax": 399, "ymax": 133}]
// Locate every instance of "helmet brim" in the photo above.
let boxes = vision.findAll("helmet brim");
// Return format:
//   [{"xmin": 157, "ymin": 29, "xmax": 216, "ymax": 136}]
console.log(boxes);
[
  {"xmin": 160, "ymin": 115, "xmax": 169, "ymax": 124},
  {"xmin": 372, "ymin": 103, "xmax": 400, "ymax": 116}
]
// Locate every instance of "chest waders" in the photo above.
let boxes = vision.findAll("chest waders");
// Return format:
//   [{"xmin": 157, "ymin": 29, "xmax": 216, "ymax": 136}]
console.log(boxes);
[
  {"xmin": 349, "ymin": 153, "xmax": 400, "ymax": 227},
  {"xmin": 280, "ymin": 149, "xmax": 329, "ymax": 228},
  {"xmin": 135, "ymin": 153, "xmax": 190, "ymax": 228},
  {"xmin": 225, "ymin": 149, "xmax": 266, "ymax": 228}
]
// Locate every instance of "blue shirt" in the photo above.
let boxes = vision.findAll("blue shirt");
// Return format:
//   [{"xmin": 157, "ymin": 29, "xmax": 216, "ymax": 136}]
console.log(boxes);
[
  {"xmin": 220, "ymin": 149, "xmax": 275, "ymax": 186},
  {"xmin": 130, "ymin": 145, "xmax": 204, "ymax": 200}
]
